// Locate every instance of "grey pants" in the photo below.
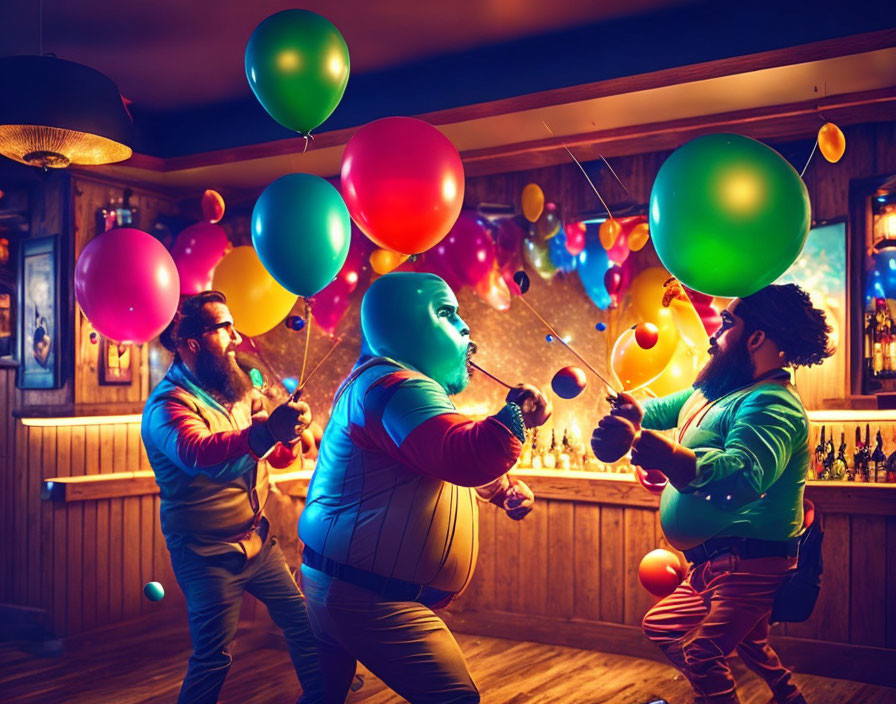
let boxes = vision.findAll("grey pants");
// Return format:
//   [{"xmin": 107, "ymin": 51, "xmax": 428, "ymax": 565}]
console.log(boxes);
[{"xmin": 170, "ymin": 537, "xmax": 323, "ymax": 704}]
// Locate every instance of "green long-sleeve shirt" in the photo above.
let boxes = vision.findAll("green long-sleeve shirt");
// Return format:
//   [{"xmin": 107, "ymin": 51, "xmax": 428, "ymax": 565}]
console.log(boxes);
[{"xmin": 642, "ymin": 380, "xmax": 809, "ymax": 550}]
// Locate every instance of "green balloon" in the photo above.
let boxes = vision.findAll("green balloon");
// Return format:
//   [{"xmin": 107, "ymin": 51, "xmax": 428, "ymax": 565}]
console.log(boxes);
[
  {"xmin": 252, "ymin": 174, "xmax": 351, "ymax": 298},
  {"xmin": 649, "ymin": 133, "xmax": 810, "ymax": 297},
  {"xmin": 245, "ymin": 10, "xmax": 350, "ymax": 135}
]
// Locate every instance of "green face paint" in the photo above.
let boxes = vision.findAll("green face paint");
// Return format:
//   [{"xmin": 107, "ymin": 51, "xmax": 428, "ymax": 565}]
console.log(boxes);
[{"xmin": 361, "ymin": 273, "xmax": 471, "ymax": 394}]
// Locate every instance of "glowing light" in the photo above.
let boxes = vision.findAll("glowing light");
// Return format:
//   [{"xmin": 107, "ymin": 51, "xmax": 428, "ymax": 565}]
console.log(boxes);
[
  {"xmin": 327, "ymin": 53, "xmax": 345, "ymax": 79},
  {"xmin": 442, "ymin": 177, "xmax": 457, "ymax": 203},
  {"xmin": 277, "ymin": 50, "xmax": 301, "ymax": 71},
  {"xmin": 720, "ymin": 171, "xmax": 763, "ymax": 213},
  {"xmin": 22, "ymin": 414, "xmax": 142, "ymax": 427}
]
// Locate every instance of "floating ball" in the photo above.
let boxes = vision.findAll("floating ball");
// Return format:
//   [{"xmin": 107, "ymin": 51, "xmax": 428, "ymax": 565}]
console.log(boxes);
[
  {"xmin": 283, "ymin": 377, "xmax": 299, "ymax": 394},
  {"xmin": 89, "ymin": 332, "xmax": 98, "ymax": 344},
  {"xmin": 638, "ymin": 549, "xmax": 686, "ymax": 598},
  {"xmin": 635, "ymin": 322, "xmax": 659, "ymax": 350},
  {"xmin": 545, "ymin": 334, "xmax": 553, "ymax": 343},
  {"xmin": 551, "ymin": 366, "xmax": 587, "ymax": 399},
  {"xmin": 513, "ymin": 270, "xmax": 530, "ymax": 294},
  {"xmin": 595, "ymin": 322, "xmax": 607, "ymax": 332},
  {"xmin": 286, "ymin": 315, "xmax": 306, "ymax": 331},
  {"xmin": 143, "ymin": 581, "xmax": 165, "ymax": 602},
  {"xmin": 249, "ymin": 368, "xmax": 264, "ymax": 389}
]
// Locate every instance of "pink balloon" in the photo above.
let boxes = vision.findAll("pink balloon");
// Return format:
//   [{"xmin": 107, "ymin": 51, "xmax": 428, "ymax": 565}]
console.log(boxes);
[
  {"xmin": 311, "ymin": 275, "xmax": 353, "ymax": 335},
  {"xmin": 564, "ymin": 220, "xmax": 586, "ymax": 256},
  {"xmin": 75, "ymin": 228, "xmax": 180, "ymax": 344},
  {"xmin": 413, "ymin": 240, "xmax": 464, "ymax": 291},
  {"xmin": 441, "ymin": 211, "xmax": 496, "ymax": 288},
  {"xmin": 606, "ymin": 226, "xmax": 630, "ymax": 265},
  {"xmin": 171, "ymin": 222, "xmax": 230, "ymax": 295},
  {"xmin": 604, "ymin": 265, "xmax": 625, "ymax": 308}
]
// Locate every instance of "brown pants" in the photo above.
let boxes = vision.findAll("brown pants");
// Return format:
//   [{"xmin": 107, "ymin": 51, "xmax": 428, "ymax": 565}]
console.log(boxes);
[
  {"xmin": 642, "ymin": 553, "xmax": 806, "ymax": 704},
  {"xmin": 300, "ymin": 564, "xmax": 479, "ymax": 704}
]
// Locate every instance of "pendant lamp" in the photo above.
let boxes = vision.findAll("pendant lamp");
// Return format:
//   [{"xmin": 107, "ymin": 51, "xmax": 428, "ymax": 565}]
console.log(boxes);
[{"xmin": 0, "ymin": 55, "xmax": 133, "ymax": 169}]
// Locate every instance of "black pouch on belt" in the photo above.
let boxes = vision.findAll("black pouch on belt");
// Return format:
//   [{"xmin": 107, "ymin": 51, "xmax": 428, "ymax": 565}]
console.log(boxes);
[{"xmin": 771, "ymin": 511, "xmax": 824, "ymax": 623}]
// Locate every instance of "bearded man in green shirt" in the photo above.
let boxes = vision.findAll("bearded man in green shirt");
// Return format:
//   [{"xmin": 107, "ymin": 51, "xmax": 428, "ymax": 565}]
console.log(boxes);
[{"xmin": 592, "ymin": 283, "xmax": 832, "ymax": 704}]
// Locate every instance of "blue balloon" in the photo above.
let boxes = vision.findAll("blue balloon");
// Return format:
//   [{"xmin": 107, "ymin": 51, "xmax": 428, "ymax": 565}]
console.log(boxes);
[
  {"xmin": 548, "ymin": 227, "xmax": 578, "ymax": 273},
  {"xmin": 576, "ymin": 231, "xmax": 612, "ymax": 309},
  {"xmin": 252, "ymin": 174, "xmax": 351, "ymax": 297}
]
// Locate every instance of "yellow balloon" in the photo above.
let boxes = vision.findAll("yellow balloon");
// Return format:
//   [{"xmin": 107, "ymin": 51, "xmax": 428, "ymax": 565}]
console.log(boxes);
[
  {"xmin": 611, "ymin": 314, "xmax": 679, "ymax": 391},
  {"xmin": 628, "ymin": 222, "xmax": 650, "ymax": 252},
  {"xmin": 645, "ymin": 338, "xmax": 708, "ymax": 397},
  {"xmin": 599, "ymin": 218, "xmax": 621, "ymax": 250},
  {"xmin": 370, "ymin": 248, "xmax": 409, "ymax": 274},
  {"xmin": 521, "ymin": 183, "xmax": 545, "ymax": 223},
  {"xmin": 629, "ymin": 267, "xmax": 672, "ymax": 321},
  {"xmin": 668, "ymin": 297, "xmax": 710, "ymax": 350},
  {"xmin": 212, "ymin": 246, "xmax": 298, "ymax": 337},
  {"xmin": 818, "ymin": 123, "xmax": 845, "ymax": 163}
]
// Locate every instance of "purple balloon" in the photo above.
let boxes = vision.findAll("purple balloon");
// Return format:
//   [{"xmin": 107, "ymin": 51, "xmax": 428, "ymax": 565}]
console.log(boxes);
[
  {"xmin": 75, "ymin": 228, "xmax": 180, "ymax": 344},
  {"xmin": 170, "ymin": 222, "xmax": 230, "ymax": 295},
  {"xmin": 441, "ymin": 210, "xmax": 496, "ymax": 287}
]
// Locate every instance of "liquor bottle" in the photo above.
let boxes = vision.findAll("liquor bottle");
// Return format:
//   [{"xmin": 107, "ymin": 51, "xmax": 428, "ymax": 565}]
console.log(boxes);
[
  {"xmin": 558, "ymin": 429, "xmax": 572, "ymax": 470},
  {"xmin": 872, "ymin": 429, "xmax": 887, "ymax": 483},
  {"xmin": 853, "ymin": 427, "xmax": 866, "ymax": 482},
  {"xmin": 861, "ymin": 425, "xmax": 873, "ymax": 482},
  {"xmin": 530, "ymin": 427, "xmax": 542, "ymax": 470},
  {"xmin": 543, "ymin": 429, "xmax": 557, "ymax": 469},
  {"xmin": 832, "ymin": 432, "xmax": 847, "ymax": 480},
  {"xmin": 887, "ymin": 440, "xmax": 896, "ymax": 483},
  {"xmin": 864, "ymin": 312, "xmax": 875, "ymax": 376},
  {"xmin": 822, "ymin": 432, "xmax": 835, "ymax": 480},
  {"xmin": 812, "ymin": 426, "xmax": 826, "ymax": 480}
]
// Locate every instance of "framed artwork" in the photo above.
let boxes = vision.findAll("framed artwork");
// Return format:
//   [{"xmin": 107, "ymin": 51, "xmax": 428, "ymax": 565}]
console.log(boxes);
[
  {"xmin": 17, "ymin": 235, "xmax": 62, "ymax": 389},
  {"xmin": 99, "ymin": 337, "xmax": 133, "ymax": 385}
]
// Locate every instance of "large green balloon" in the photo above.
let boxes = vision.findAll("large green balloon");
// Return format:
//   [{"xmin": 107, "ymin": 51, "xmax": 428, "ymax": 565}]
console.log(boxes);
[
  {"xmin": 252, "ymin": 174, "xmax": 351, "ymax": 297},
  {"xmin": 245, "ymin": 10, "xmax": 350, "ymax": 135},
  {"xmin": 649, "ymin": 133, "xmax": 810, "ymax": 297}
]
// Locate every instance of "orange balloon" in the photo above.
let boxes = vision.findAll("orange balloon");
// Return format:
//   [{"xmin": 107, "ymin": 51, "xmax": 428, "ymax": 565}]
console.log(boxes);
[
  {"xmin": 667, "ymin": 297, "xmax": 710, "ymax": 350},
  {"xmin": 628, "ymin": 222, "xmax": 650, "ymax": 252},
  {"xmin": 611, "ymin": 312, "xmax": 679, "ymax": 391},
  {"xmin": 817, "ymin": 123, "xmax": 845, "ymax": 163},
  {"xmin": 639, "ymin": 549, "xmax": 686, "ymax": 598},
  {"xmin": 201, "ymin": 189, "xmax": 225, "ymax": 223},
  {"xmin": 599, "ymin": 218, "xmax": 621, "ymax": 250},
  {"xmin": 644, "ymin": 337, "xmax": 707, "ymax": 397},
  {"xmin": 629, "ymin": 267, "xmax": 672, "ymax": 322},
  {"xmin": 521, "ymin": 183, "xmax": 545, "ymax": 223},
  {"xmin": 370, "ymin": 248, "xmax": 409, "ymax": 274}
]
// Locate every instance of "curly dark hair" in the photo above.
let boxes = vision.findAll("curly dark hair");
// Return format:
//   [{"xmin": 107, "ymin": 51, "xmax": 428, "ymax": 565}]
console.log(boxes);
[
  {"xmin": 159, "ymin": 290, "xmax": 227, "ymax": 353},
  {"xmin": 736, "ymin": 283, "xmax": 833, "ymax": 368}
]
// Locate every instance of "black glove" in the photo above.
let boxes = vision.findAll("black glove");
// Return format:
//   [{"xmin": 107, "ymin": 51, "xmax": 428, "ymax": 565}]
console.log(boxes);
[
  {"xmin": 591, "ymin": 414, "xmax": 637, "ymax": 463},
  {"xmin": 248, "ymin": 400, "xmax": 311, "ymax": 458}
]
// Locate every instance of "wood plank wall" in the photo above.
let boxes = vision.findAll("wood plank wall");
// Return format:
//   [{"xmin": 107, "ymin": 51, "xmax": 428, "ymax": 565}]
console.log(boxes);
[{"xmin": 1, "ymin": 364, "xmax": 183, "ymax": 636}]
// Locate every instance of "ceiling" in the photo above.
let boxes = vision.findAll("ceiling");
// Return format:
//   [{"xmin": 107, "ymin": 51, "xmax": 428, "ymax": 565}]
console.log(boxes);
[{"xmin": 1, "ymin": 0, "xmax": 695, "ymax": 110}]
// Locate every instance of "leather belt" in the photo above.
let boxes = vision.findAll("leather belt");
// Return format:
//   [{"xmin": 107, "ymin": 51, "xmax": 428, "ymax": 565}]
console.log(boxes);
[{"xmin": 683, "ymin": 536, "xmax": 800, "ymax": 565}]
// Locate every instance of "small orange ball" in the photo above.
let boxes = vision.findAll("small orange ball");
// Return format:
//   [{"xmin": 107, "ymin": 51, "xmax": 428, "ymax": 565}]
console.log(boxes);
[
  {"xmin": 639, "ymin": 549, "xmax": 686, "ymax": 598},
  {"xmin": 635, "ymin": 322, "xmax": 659, "ymax": 350}
]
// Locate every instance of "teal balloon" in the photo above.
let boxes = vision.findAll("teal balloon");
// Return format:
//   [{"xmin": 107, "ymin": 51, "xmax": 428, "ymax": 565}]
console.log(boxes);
[
  {"xmin": 143, "ymin": 581, "xmax": 165, "ymax": 602},
  {"xmin": 649, "ymin": 133, "xmax": 810, "ymax": 298},
  {"xmin": 576, "ymin": 233, "xmax": 612, "ymax": 309},
  {"xmin": 245, "ymin": 10, "xmax": 350, "ymax": 135},
  {"xmin": 252, "ymin": 174, "xmax": 351, "ymax": 297}
]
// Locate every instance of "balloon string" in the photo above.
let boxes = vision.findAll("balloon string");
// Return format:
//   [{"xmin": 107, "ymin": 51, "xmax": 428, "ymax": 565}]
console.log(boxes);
[
  {"xmin": 293, "ymin": 335, "xmax": 343, "ymax": 400},
  {"xmin": 299, "ymin": 299, "xmax": 312, "ymax": 387},
  {"xmin": 800, "ymin": 139, "xmax": 818, "ymax": 179},
  {"xmin": 542, "ymin": 121, "xmax": 613, "ymax": 220},
  {"xmin": 516, "ymin": 295, "xmax": 617, "ymax": 393},
  {"xmin": 599, "ymin": 155, "xmax": 631, "ymax": 197},
  {"xmin": 469, "ymin": 360, "xmax": 513, "ymax": 389}
]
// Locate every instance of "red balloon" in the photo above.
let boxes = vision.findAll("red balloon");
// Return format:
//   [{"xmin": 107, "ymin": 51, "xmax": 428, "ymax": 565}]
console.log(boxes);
[
  {"xmin": 551, "ymin": 366, "xmax": 587, "ymax": 399},
  {"xmin": 311, "ymin": 226, "xmax": 372, "ymax": 335},
  {"xmin": 635, "ymin": 322, "xmax": 659, "ymax": 350},
  {"xmin": 75, "ymin": 228, "xmax": 180, "ymax": 344},
  {"xmin": 201, "ymin": 189, "xmax": 225, "ymax": 223},
  {"xmin": 634, "ymin": 466, "xmax": 669, "ymax": 495},
  {"xmin": 564, "ymin": 220, "xmax": 586, "ymax": 256},
  {"xmin": 638, "ymin": 549, "xmax": 686, "ymax": 598},
  {"xmin": 340, "ymin": 117, "xmax": 465, "ymax": 255},
  {"xmin": 604, "ymin": 265, "xmax": 625, "ymax": 308},
  {"xmin": 170, "ymin": 222, "xmax": 230, "ymax": 295}
]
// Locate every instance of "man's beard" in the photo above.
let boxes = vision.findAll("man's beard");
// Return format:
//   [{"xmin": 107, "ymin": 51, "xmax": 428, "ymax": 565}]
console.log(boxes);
[
  {"xmin": 444, "ymin": 343, "xmax": 473, "ymax": 396},
  {"xmin": 194, "ymin": 346, "xmax": 252, "ymax": 404},
  {"xmin": 693, "ymin": 338, "xmax": 755, "ymax": 402}
]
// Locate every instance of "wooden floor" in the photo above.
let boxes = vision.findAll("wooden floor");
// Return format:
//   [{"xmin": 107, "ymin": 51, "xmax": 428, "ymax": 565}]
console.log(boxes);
[{"xmin": 2, "ymin": 618, "xmax": 895, "ymax": 704}]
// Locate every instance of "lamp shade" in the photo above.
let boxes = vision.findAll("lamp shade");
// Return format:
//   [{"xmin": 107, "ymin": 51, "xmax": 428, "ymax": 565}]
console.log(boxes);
[{"xmin": 0, "ymin": 55, "xmax": 133, "ymax": 169}]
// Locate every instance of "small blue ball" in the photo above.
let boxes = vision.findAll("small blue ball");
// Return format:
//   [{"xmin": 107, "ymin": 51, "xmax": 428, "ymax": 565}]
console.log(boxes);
[
  {"xmin": 143, "ymin": 581, "xmax": 165, "ymax": 602},
  {"xmin": 546, "ymin": 334, "xmax": 553, "ymax": 342},
  {"xmin": 595, "ymin": 322, "xmax": 607, "ymax": 332}
]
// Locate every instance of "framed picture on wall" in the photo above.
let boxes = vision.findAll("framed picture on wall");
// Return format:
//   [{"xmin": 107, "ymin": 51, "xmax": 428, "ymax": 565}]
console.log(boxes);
[
  {"xmin": 17, "ymin": 235, "xmax": 62, "ymax": 389},
  {"xmin": 99, "ymin": 338, "xmax": 133, "ymax": 385}
]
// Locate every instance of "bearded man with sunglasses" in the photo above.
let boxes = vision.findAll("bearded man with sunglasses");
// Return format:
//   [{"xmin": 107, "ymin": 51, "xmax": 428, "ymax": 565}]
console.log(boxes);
[
  {"xmin": 142, "ymin": 290, "xmax": 323, "ymax": 704},
  {"xmin": 592, "ymin": 283, "xmax": 832, "ymax": 704}
]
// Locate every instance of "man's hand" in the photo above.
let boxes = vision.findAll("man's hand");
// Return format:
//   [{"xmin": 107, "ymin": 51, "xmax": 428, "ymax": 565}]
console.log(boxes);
[
  {"xmin": 610, "ymin": 391, "xmax": 643, "ymax": 428},
  {"xmin": 266, "ymin": 400, "xmax": 312, "ymax": 446},
  {"xmin": 501, "ymin": 478, "xmax": 535, "ymax": 520},
  {"xmin": 591, "ymin": 414, "xmax": 637, "ymax": 463},
  {"xmin": 631, "ymin": 429, "xmax": 697, "ymax": 488},
  {"xmin": 506, "ymin": 384, "xmax": 552, "ymax": 428}
]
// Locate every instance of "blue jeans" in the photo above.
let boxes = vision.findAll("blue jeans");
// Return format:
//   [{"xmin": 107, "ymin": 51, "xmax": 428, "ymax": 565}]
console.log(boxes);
[{"xmin": 170, "ymin": 537, "xmax": 323, "ymax": 704}]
